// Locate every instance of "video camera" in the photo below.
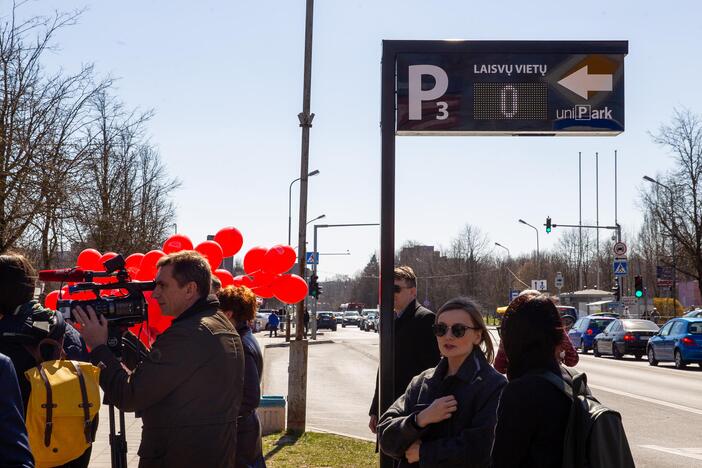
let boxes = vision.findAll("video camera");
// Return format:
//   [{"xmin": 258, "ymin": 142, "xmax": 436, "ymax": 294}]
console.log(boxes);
[{"xmin": 39, "ymin": 254, "xmax": 155, "ymax": 328}]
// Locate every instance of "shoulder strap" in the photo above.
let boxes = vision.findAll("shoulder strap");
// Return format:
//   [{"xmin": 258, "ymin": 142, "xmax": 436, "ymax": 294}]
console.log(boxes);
[
  {"xmin": 534, "ymin": 370, "xmax": 575, "ymax": 399},
  {"xmin": 70, "ymin": 361, "xmax": 95, "ymax": 443},
  {"xmin": 38, "ymin": 364, "xmax": 56, "ymax": 447}
]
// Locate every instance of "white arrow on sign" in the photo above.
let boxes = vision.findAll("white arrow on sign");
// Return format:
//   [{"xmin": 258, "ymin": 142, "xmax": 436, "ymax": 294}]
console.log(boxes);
[{"xmin": 557, "ymin": 65, "xmax": 613, "ymax": 100}]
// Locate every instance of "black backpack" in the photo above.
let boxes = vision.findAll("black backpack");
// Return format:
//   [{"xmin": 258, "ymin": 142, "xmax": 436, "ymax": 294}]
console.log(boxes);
[{"xmin": 538, "ymin": 368, "xmax": 636, "ymax": 468}]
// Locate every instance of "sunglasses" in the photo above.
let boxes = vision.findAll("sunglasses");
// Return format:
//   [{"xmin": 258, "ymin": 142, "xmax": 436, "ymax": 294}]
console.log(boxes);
[{"xmin": 432, "ymin": 323, "xmax": 480, "ymax": 338}]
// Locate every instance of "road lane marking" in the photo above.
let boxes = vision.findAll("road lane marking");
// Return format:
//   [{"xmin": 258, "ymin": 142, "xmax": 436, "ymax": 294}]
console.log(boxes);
[
  {"xmin": 639, "ymin": 445, "xmax": 702, "ymax": 461},
  {"xmin": 590, "ymin": 383, "xmax": 702, "ymax": 416}
]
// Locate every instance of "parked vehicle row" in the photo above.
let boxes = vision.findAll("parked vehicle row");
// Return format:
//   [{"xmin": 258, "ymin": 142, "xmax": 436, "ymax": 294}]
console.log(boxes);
[{"xmin": 569, "ymin": 313, "xmax": 702, "ymax": 369}]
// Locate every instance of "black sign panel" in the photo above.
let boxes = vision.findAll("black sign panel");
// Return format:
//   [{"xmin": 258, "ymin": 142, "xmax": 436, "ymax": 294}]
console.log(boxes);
[{"xmin": 395, "ymin": 41, "xmax": 628, "ymax": 136}]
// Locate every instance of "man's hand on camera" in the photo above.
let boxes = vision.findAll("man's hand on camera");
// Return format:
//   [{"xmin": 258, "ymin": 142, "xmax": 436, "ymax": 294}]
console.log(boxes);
[{"xmin": 72, "ymin": 306, "xmax": 108, "ymax": 350}]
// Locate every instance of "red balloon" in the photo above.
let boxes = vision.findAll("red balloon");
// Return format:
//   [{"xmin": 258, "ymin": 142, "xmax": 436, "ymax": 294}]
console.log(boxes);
[
  {"xmin": 214, "ymin": 227, "xmax": 244, "ymax": 257},
  {"xmin": 44, "ymin": 290, "xmax": 60, "ymax": 310},
  {"xmin": 195, "ymin": 241, "xmax": 224, "ymax": 271},
  {"xmin": 125, "ymin": 253, "xmax": 145, "ymax": 277},
  {"xmin": 243, "ymin": 246, "xmax": 267, "ymax": 275},
  {"xmin": 252, "ymin": 271, "xmax": 277, "ymax": 288},
  {"xmin": 77, "ymin": 249, "xmax": 102, "ymax": 270},
  {"xmin": 263, "ymin": 245, "xmax": 297, "ymax": 275},
  {"xmin": 138, "ymin": 250, "xmax": 165, "ymax": 281},
  {"xmin": 272, "ymin": 274, "xmax": 308, "ymax": 304},
  {"xmin": 163, "ymin": 234, "xmax": 194, "ymax": 254},
  {"xmin": 232, "ymin": 275, "xmax": 256, "ymax": 289},
  {"xmin": 144, "ymin": 291, "xmax": 172, "ymax": 333},
  {"xmin": 214, "ymin": 269, "xmax": 235, "ymax": 287},
  {"xmin": 60, "ymin": 286, "xmax": 71, "ymax": 300},
  {"xmin": 251, "ymin": 283, "xmax": 275, "ymax": 299}
]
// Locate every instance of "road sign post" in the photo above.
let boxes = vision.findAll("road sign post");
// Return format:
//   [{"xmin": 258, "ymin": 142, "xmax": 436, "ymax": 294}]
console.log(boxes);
[{"xmin": 380, "ymin": 39, "xmax": 627, "ymax": 468}]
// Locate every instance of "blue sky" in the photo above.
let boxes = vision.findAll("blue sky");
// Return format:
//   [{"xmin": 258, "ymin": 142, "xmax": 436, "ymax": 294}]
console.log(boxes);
[{"xmin": 18, "ymin": 0, "xmax": 702, "ymax": 279}]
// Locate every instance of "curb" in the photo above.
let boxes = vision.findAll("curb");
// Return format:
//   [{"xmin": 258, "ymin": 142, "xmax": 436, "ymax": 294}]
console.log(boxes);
[
  {"xmin": 264, "ymin": 339, "xmax": 334, "ymax": 349},
  {"xmin": 306, "ymin": 426, "xmax": 375, "ymax": 443}
]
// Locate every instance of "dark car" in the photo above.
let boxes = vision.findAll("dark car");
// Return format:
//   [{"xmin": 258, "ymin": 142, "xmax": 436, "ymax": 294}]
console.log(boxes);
[
  {"xmin": 647, "ymin": 318, "xmax": 702, "ymax": 369},
  {"xmin": 568, "ymin": 315, "xmax": 618, "ymax": 354},
  {"xmin": 593, "ymin": 319, "xmax": 659, "ymax": 360},
  {"xmin": 316, "ymin": 312, "xmax": 337, "ymax": 331},
  {"xmin": 342, "ymin": 311, "xmax": 361, "ymax": 327}
]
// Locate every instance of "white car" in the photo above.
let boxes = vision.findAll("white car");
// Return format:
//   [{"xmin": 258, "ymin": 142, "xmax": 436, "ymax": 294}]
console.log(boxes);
[{"xmin": 254, "ymin": 312, "xmax": 271, "ymax": 332}]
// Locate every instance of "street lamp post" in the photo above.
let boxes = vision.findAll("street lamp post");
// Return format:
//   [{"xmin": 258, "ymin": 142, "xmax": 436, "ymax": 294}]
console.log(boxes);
[
  {"xmin": 643, "ymin": 175, "xmax": 677, "ymax": 308},
  {"xmin": 310, "ymin": 223, "xmax": 379, "ymax": 340},
  {"xmin": 518, "ymin": 219, "xmax": 540, "ymax": 277},
  {"xmin": 289, "ymin": 169, "xmax": 320, "ymax": 245},
  {"xmin": 495, "ymin": 242, "xmax": 511, "ymax": 302}
]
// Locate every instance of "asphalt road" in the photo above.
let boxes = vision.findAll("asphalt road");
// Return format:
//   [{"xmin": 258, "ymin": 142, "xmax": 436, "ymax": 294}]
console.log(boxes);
[{"xmin": 259, "ymin": 326, "xmax": 702, "ymax": 467}]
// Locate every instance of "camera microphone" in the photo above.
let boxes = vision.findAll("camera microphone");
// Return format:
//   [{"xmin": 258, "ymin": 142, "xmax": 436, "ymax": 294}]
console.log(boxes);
[{"xmin": 38, "ymin": 268, "xmax": 88, "ymax": 282}]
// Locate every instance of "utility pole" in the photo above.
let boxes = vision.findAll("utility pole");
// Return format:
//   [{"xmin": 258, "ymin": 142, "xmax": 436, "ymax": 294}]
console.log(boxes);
[
  {"xmin": 578, "ymin": 151, "xmax": 583, "ymax": 291},
  {"xmin": 596, "ymin": 152, "xmax": 600, "ymax": 289},
  {"xmin": 287, "ymin": 0, "xmax": 314, "ymax": 433}
]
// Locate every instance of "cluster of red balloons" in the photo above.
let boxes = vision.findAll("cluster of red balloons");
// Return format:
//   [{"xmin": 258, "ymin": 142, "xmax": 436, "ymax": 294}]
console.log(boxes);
[
  {"xmin": 43, "ymin": 227, "xmax": 308, "ymax": 342},
  {"xmin": 225, "ymin": 244, "xmax": 308, "ymax": 304}
]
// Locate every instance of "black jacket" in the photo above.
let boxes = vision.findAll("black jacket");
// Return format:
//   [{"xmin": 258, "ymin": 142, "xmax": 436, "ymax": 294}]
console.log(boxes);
[
  {"xmin": 490, "ymin": 363, "xmax": 571, "ymax": 468},
  {"xmin": 378, "ymin": 350, "xmax": 506, "ymax": 467},
  {"xmin": 90, "ymin": 296, "xmax": 244, "ymax": 468},
  {"xmin": 235, "ymin": 323, "xmax": 265, "ymax": 468},
  {"xmin": 370, "ymin": 300, "xmax": 441, "ymax": 417}
]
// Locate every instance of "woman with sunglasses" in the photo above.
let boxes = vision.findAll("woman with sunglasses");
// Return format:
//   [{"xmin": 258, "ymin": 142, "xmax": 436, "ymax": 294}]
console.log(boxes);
[{"xmin": 377, "ymin": 297, "xmax": 506, "ymax": 467}]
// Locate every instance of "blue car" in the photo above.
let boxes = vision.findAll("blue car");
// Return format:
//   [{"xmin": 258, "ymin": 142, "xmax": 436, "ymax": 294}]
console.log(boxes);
[
  {"xmin": 647, "ymin": 318, "xmax": 702, "ymax": 369},
  {"xmin": 568, "ymin": 315, "xmax": 618, "ymax": 354}
]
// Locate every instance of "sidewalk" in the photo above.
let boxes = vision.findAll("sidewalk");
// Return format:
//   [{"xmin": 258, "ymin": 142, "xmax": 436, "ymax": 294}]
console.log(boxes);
[{"xmin": 89, "ymin": 396, "xmax": 141, "ymax": 467}]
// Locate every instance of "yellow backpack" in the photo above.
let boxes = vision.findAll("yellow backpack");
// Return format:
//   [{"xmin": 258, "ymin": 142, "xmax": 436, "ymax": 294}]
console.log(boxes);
[{"xmin": 24, "ymin": 360, "xmax": 101, "ymax": 468}]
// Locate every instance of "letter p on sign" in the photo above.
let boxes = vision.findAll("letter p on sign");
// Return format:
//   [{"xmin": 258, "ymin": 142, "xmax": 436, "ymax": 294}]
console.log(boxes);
[{"xmin": 408, "ymin": 65, "xmax": 449, "ymax": 120}]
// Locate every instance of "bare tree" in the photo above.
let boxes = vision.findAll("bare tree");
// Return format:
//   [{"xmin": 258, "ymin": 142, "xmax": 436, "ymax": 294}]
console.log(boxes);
[
  {"xmin": 69, "ymin": 91, "xmax": 180, "ymax": 255},
  {"xmin": 0, "ymin": 5, "xmax": 108, "ymax": 260},
  {"xmin": 644, "ymin": 108, "xmax": 702, "ymax": 297}
]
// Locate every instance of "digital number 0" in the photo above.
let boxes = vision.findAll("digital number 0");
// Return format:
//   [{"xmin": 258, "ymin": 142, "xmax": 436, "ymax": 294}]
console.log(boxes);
[{"xmin": 500, "ymin": 85, "xmax": 518, "ymax": 118}]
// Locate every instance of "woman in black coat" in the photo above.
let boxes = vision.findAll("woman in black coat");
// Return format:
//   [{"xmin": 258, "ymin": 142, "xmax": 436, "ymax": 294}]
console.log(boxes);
[
  {"xmin": 218, "ymin": 286, "xmax": 266, "ymax": 468},
  {"xmin": 377, "ymin": 297, "xmax": 506, "ymax": 468},
  {"xmin": 490, "ymin": 294, "xmax": 572, "ymax": 468}
]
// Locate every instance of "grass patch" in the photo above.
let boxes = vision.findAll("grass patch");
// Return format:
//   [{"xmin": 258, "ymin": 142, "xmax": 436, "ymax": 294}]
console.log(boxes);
[{"xmin": 263, "ymin": 431, "xmax": 377, "ymax": 467}]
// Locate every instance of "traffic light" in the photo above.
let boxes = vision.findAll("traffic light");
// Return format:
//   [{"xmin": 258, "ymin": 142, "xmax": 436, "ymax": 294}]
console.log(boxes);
[
  {"xmin": 316, "ymin": 283, "xmax": 323, "ymax": 298},
  {"xmin": 634, "ymin": 275, "xmax": 644, "ymax": 298},
  {"xmin": 546, "ymin": 216, "xmax": 552, "ymax": 234},
  {"xmin": 309, "ymin": 274, "xmax": 319, "ymax": 298},
  {"xmin": 612, "ymin": 278, "xmax": 621, "ymax": 302}
]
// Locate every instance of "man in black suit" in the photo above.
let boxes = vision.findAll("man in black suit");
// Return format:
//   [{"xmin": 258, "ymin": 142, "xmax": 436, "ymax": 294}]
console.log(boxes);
[{"xmin": 368, "ymin": 266, "xmax": 441, "ymax": 434}]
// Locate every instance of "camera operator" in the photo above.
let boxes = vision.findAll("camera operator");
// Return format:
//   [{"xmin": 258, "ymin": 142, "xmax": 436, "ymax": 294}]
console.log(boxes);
[
  {"xmin": 0, "ymin": 253, "xmax": 91, "ymax": 467},
  {"xmin": 73, "ymin": 250, "xmax": 245, "ymax": 468}
]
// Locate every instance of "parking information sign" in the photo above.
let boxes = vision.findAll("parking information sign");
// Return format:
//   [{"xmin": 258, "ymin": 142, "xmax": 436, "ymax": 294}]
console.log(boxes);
[{"xmin": 395, "ymin": 41, "xmax": 627, "ymax": 136}]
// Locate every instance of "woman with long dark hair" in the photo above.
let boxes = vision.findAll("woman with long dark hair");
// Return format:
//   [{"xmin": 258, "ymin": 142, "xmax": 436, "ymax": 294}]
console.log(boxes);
[
  {"xmin": 377, "ymin": 297, "xmax": 506, "ymax": 467},
  {"xmin": 217, "ymin": 286, "xmax": 266, "ymax": 468},
  {"xmin": 491, "ymin": 294, "xmax": 571, "ymax": 467}
]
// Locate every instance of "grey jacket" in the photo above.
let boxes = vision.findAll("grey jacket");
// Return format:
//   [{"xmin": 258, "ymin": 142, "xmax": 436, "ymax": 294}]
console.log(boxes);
[{"xmin": 378, "ymin": 350, "xmax": 506, "ymax": 468}]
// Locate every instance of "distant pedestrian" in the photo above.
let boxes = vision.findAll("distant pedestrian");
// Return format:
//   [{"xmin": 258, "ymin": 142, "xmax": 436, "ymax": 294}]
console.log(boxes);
[
  {"xmin": 303, "ymin": 309, "xmax": 310, "ymax": 337},
  {"xmin": 368, "ymin": 266, "xmax": 441, "ymax": 435},
  {"xmin": 377, "ymin": 297, "xmax": 506, "ymax": 467},
  {"xmin": 268, "ymin": 311, "xmax": 280, "ymax": 337},
  {"xmin": 491, "ymin": 294, "xmax": 571, "ymax": 468},
  {"xmin": 493, "ymin": 289, "xmax": 578, "ymax": 373},
  {"xmin": 217, "ymin": 286, "xmax": 267, "ymax": 468}
]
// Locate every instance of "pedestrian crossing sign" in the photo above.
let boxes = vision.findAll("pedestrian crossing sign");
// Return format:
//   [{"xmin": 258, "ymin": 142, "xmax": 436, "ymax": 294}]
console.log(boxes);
[{"xmin": 613, "ymin": 258, "xmax": 628, "ymax": 276}]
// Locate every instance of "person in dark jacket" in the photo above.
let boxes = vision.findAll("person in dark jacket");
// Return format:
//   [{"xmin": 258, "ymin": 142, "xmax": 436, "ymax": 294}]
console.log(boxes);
[
  {"xmin": 0, "ymin": 350, "xmax": 34, "ymax": 467},
  {"xmin": 218, "ymin": 285, "xmax": 266, "ymax": 468},
  {"xmin": 377, "ymin": 297, "xmax": 506, "ymax": 467},
  {"xmin": 369, "ymin": 266, "xmax": 441, "ymax": 435},
  {"xmin": 74, "ymin": 251, "xmax": 245, "ymax": 468},
  {"xmin": 491, "ymin": 294, "xmax": 571, "ymax": 468},
  {"xmin": 0, "ymin": 253, "xmax": 91, "ymax": 467}
]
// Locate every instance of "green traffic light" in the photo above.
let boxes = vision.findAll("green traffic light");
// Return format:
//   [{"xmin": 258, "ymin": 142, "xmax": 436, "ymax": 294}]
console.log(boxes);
[
  {"xmin": 635, "ymin": 290, "xmax": 643, "ymax": 298},
  {"xmin": 546, "ymin": 227, "xmax": 551, "ymax": 233}
]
